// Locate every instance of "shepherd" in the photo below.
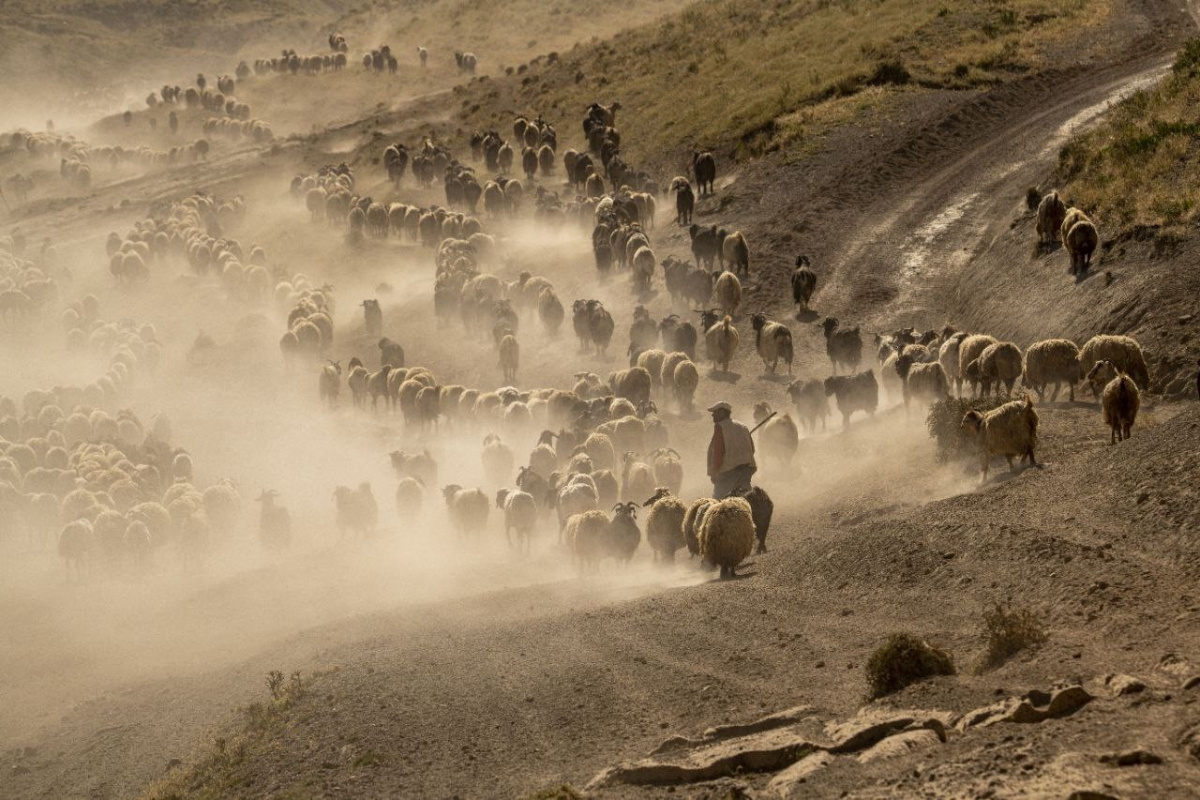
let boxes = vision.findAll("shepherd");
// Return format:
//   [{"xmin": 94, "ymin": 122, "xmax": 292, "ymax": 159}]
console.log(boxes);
[{"xmin": 706, "ymin": 401, "xmax": 757, "ymax": 499}]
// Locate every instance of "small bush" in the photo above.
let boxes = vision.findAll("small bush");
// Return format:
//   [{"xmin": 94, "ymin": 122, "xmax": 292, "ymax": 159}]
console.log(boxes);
[
  {"xmin": 866, "ymin": 633, "xmax": 955, "ymax": 699},
  {"xmin": 977, "ymin": 604, "xmax": 1048, "ymax": 671},
  {"xmin": 926, "ymin": 396, "xmax": 1011, "ymax": 460},
  {"xmin": 869, "ymin": 59, "xmax": 911, "ymax": 86},
  {"xmin": 1026, "ymin": 186, "xmax": 1042, "ymax": 211},
  {"xmin": 1173, "ymin": 37, "xmax": 1200, "ymax": 76}
]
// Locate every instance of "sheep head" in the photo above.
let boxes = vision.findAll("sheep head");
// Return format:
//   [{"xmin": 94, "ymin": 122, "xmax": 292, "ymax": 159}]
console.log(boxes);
[
  {"xmin": 821, "ymin": 317, "xmax": 839, "ymax": 338},
  {"xmin": 442, "ymin": 484, "xmax": 462, "ymax": 503},
  {"xmin": 495, "ymin": 489, "xmax": 509, "ymax": 508},
  {"xmin": 960, "ymin": 410, "xmax": 984, "ymax": 436}
]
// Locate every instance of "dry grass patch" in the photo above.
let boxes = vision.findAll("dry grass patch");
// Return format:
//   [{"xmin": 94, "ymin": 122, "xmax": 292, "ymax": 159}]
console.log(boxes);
[
  {"xmin": 459, "ymin": 0, "xmax": 1112, "ymax": 165},
  {"xmin": 1057, "ymin": 37, "xmax": 1200, "ymax": 229},
  {"xmin": 976, "ymin": 603, "xmax": 1048, "ymax": 672}
]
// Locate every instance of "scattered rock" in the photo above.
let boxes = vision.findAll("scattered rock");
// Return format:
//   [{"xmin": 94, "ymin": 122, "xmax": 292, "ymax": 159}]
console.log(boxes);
[
  {"xmin": 957, "ymin": 684, "xmax": 1092, "ymax": 730},
  {"xmin": 1099, "ymin": 749, "xmax": 1163, "ymax": 767},
  {"xmin": 857, "ymin": 728, "xmax": 942, "ymax": 763},
  {"xmin": 1105, "ymin": 674, "xmax": 1146, "ymax": 696},
  {"xmin": 650, "ymin": 706, "xmax": 816, "ymax": 755},
  {"xmin": 11, "ymin": 765, "xmax": 30, "ymax": 777},
  {"xmin": 825, "ymin": 707, "xmax": 949, "ymax": 754},
  {"xmin": 1178, "ymin": 724, "xmax": 1200, "ymax": 761},
  {"xmin": 766, "ymin": 752, "xmax": 835, "ymax": 798},
  {"xmin": 1183, "ymin": 676, "xmax": 1200, "ymax": 691}
]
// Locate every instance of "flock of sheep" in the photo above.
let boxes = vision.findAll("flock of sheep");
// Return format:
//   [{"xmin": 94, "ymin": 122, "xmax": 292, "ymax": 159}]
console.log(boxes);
[{"xmin": 0, "ymin": 26, "xmax": 1161, "ymax": 589}]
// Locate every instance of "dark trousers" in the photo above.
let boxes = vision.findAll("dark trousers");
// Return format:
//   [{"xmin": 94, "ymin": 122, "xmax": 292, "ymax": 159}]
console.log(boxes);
[{"xmin": 712, "ymin": 464, "xmax": 756, "ymax": 499}]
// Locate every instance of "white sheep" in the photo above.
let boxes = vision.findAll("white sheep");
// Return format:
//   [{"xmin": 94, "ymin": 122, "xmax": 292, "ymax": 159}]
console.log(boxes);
[
  {"xmin": 698, "ymin": 496, "xmax": 756, "ymax": 579},
  {"xmin": 1078, "ymin": 334, "xmax": 1149, "ymax": 393},
  {"xmin": 642, "ymin": 487, "xmax": 687, "ymax": 562},
  {"xmin": 705, "ymin": 316, "xmax": 739, "ymax": 372},
  {"xmin": 443, "ymin": 485, "xmax": 490, "ymax": 538},
  {"xmin": 977, "ymin": 342, "xmax": 1023, "ymax": 396},
  {"xmin": 960, "ymin": 395, "xmax": 1039, "ymax": 483},
  {"xmin": 481, "ymin": 433, "xmax": 515, "ymax": 486},
  {"xmin": 496, "ymin": 488, "xmax": 537, "ymax": 552},
  {"xmin": 714, "ymin": 271, "xmax": 742, "ymax": 316}
]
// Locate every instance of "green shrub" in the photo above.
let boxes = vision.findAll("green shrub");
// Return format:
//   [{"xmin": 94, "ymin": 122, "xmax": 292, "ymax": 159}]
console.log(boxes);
[
  {"xmin": 977, "ymin": 604, "xmax": 1048, "ymax": 672},
  {"xmin": 865, "ymin": 633, "xmax": 955, "ymax": 699},
  {"xmin": 925, "ymin": 396, "xmax": 1011, "ymax": 460}
]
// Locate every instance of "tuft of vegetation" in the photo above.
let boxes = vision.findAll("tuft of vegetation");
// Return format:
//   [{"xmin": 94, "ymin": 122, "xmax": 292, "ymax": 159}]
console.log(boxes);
[
  {"xmin": 865, "ymin": 633, "xmax": 955, "ymax": 699},
  {"xmin": 976, "ymin": 604, "xmax": 1048, "ymax": 672},
  {"xmin": 1057, "ymin": 37, "xmax": 1200, "ymax": 229},
  {"xmin": 926, "ymin": 396, "xmax": 1012, "ymax": 460},
  {"xmin": 142, "ymin": 668, "xmax": 323, "ymax": 800}
]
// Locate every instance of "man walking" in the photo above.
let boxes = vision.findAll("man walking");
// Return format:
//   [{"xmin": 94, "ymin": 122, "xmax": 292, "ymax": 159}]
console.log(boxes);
[{"xmin": 706, "ymin": 401, "xmax": 756, "ymax": 499}]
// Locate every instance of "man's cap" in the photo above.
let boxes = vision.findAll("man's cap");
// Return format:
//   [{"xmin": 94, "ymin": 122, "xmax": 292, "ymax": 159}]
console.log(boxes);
[{"xmin": 707, "ymin": 401, "xmax": 732, "ymax": 413}]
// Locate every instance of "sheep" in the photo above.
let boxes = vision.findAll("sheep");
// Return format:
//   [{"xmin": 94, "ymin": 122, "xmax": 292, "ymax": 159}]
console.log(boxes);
[
  {"xmin": 672, "ymin": 358, "xmax": 699, "ymax": 414},
  {"xmin": 705, "ymin": 316, "xmax": 740, "ymax": 372},
  {"xmin": 734, "ymin": 485, "xmax": 774, "ymax": 555},
  {"xmin": 1085, "ymin": 359, "xmax": 1118, "ymax": 401},
  {"xmin": 1022, "ymin": 339, "xmax": 1082, "ymax": 403},
  {"xmin": 757, "ymin": 412, "xmax": 799, "ymax": 467},
  {"xmin": 698, "ymin": 496, "xmax": 755, "ymax": 579},
  {"xmin": 1065, "ymin": 219, "xmax": 1099, "ymax": 275},
  {"xmin": 582, "ymin": 432, "xmax": 617, "ymax": 472},
  {"xmin": 751, "ymin": 314, "xmax": 793, "ymax": 374},
  {"xmin": 361, "ymin": 299, "xmax": 382, "ymax": 336},
  {"xmin": 389, "ymin": 449, "xmax": 438, "ymax": 488},
  {"xmin": 499, "ymin": 334, "xmax": 520, "ymax": 384},
  {"xmin": 606, "ymin": 502, "xmax": 641, "ymax": 564},
  {"xmin": 609, "ymin": 367, "xmax": 651, "ymax": 406},
  {"xmin": 481, "ymin": 433, "xmax": 515, "ymax": 486},
  {"xmin": 1078, "ymin": 334, "xmax": 1149, "ymax": 392},
  {"xmin": 896, "ymin": 355, "xmax": 949, "ymax": 414},
  {"xmin": 977, "ymin": 342, "xmax": 1023, "ymax": 396},
  {"xmin": 379, "ymin": 337, "xmax": 405, "ymax": 368},
  {"xmin": 443, "ymin": 485, "xmax": 489, "ymax": 538},
  {"xmin": 1097, "ymin": 364, "xmax": 1140, "ymax": 443},
  {"xmin": 333, "ymin": 483, "xmax": 377, "ymax": 538},
  {"xmin": 692, "ymin": 150, "xmax": 716, "ymax": 196},
  {"xmin": 938, "ymin": 332, "xmax": 969, "ymax": 397},
  {"xmin": 642, "ymin": 487, "xmax": 687, "ymax": 562},
  {"xmin": 537, "ymin": 288, "xmax": 564, "ymax": 336},
  {"xmin": 786, "ymin": 378, "xmax": 830, "ymax": 435},
  {"xmin": 395, "ymin": 477, "xmax": 423, "ymax": 519},
  {"xmin": 960, "ymin": 395, "xmax": 1039, "ymax": 483},
  {"xmin": 957, "ymin": 334, "xmax": 998, "ymax": 396},
  {"xmin": 791, "ymin": 255, "xmax": 817, "ymax": 312},
  {"xmin": 347, "ymin": 365, "xmax": 369, "ymax": 408},
  {"xmin": 672, "ymin": 177, "xmax": 695, "ymax": 225},
  {"xmin": 367, "ymin": 365, "xmax": 393, "ymax": 412},
  {"xmin": 631, "ymin": 246, "xmax": 656, "ymax": 292},
  {"xmin": 824, "ymin": 371, "xmax": 879, "ymax": 429},
  {"xmin": 565, "ymin": 509, "xmax": 609, "ymax": 571},
  {"xmin": 555, "ymin": 472, "xmax": 599, "ymax": 537},
  {"xmin": 58, "ymin": 518, "xmax": 95, "ymax": 579},
  {"xmin": 620, "ymin": 452, "xmax": 656, "ymax": 504},
  {"xmin": 1035, "ymin": 191, "xmax": 1067, "ymax": 246},
  {"xmin": 682, "ymin": 497, "xmax": 714, "ymax": 557},
  {"xmin": 820, "ymin": 317, "xmax": 862, "ymax": 375},
  {"xmin": 649, "ymin": 448, "xmax": 683, "ymax": 495},
  {"xmin": 721, "ymin": 231, "xmax": 749, "ymax": 277},
  {"xmin": 496, "ymin": 488, "xmax": 537, "ymax": 552},
  {"xmin": 714, "ymin": 271, "xmax": 742, "ymax": 317}
]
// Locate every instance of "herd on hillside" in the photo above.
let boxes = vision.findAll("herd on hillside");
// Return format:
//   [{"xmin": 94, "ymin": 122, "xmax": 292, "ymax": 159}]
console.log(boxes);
[{"xmin": 0, "ymin": 30, "xmax": 1159, "ymax": 586}]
